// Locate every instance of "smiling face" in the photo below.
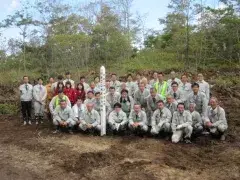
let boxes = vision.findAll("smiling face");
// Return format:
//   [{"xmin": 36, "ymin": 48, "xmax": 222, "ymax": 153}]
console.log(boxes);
[
  {"xmin": 198, "ymin": 74, "xmax": 204, "ymax": 81},
  {"xmin": 134, "ymin": 104, "xmax": 141, "ymax": 113},
  {"xmin": 86, "ymin": 103, "xmax": 94, "ymax": 111},
  {"xmin": 121, "ymin": 91, "xmax": 128, "ymax": 99},
  {"xmin": 181, "ymin": 75, "xmax": 188, "ymax": 83},
  {"xmin": 210, "ymin": 98, "xmax": 218, "ymax": 109},
  {"xmin": 177, "ymin": 104, "xmax": 185, "ymax": 113},
  {"xmin": 189, "ymin": 103, "xmax": 195, "ymax": 112},
  {"xmin": 153, "ymin": 72, "xmax": 158, "ymax": 80},
  {"xmin": 157, "ymin": 102, "xmax": 164, "ymax": 109}
]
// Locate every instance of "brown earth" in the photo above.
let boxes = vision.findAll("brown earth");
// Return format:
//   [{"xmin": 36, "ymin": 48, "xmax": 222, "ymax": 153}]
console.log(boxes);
[{"xmin": 0, "ymin": 70, "xmax": 240, "ymax": 180}]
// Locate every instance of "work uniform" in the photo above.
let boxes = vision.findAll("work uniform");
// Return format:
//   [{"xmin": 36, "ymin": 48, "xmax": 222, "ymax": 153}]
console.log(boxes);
[
  {"xmin": 146, "ymin": 94, "xmax": 164, "ymax": 125},
  {"xmin": 93, "ymin": 98, "xmax": 111, "ymax": 117},
  {"xmin": 33, "ymin": 84, "xmax": 47, "ymax": 119},
  {"xmin": 185, "ymin": 92, "xmax": 208, "ymax": 118},
  {"xmin": 151, "ymin": 107, "xmax": 172, "ymax": 135},
  {"xmin": 128, "ymin": 110, "xmax": 148, "ymax": 132},
  {"xmin": 134, "ymin": 89, "xmax": 150, "ymax": 109},
  {"xmin": 108, "ymin": 110, "xmax": 128, "ymax": 131},
  {"xmin": 191, "ymin": 110, "xmax": 203, "ymax": 133},
  {"xmin": 179, "ymin": 82, "xmax": 192, "ymax": 100},
  {"xmin": 49, "ymin": 95, "xmax": 71, "ymax": 114},
  {"xmin": 82, "ymin": 82, "xmax": 90, "ymax": 93},
  {"xmin": 167, "ymin": 89, "xmax": 184, "ymax": 103},
  {"xmin": 171, "ymin": 110, "xmax": 193, "ymax": 143},
  {"xmin": 110, "ymin": 80, "xmax": 121, "ymax": 93},
  {"xmin": 53, "ymin": 106, "xmax": 75, "ymax": 128},
  {"xmin": 72, "ymin": 104, "xmax": 85, "ymax": 122},
  {"xmin": 106, "ymin": 92, "xmax": 121, "ymax": 109},
  {"xmin": 126, "ymin": 81, "xmax": 137, "ymax": 97},
  {"xmin": 79, "ymin": 109, "xmax": 101, "ymax": 131},
  {"xmin": 63, "ymin": 79, "xmax": 75, "ymax": 88},
  {"xmin": 154, "ymin": 81, "xmax": 168, "ymax": 99},
  {"xmin": 149, "ymin": 79, "xmax": 158, "ymax": 87},
  {"xmin": 118, "ymin": 96, "xmax": 134, "ymax": 117},
  {"xmin": 197, "ymin": 80, "xmax": 210, "ymax": 101},
  {"xmin": 19, "ymin": 83, "xmax": 33, "ymax": 122},
  {"xmin": 165, "ymin": 102, "xmax": 177, "ymax": 115},
  {"xmin": 205, "ymin": 106, "xmax": 228, "ymax": 135}
]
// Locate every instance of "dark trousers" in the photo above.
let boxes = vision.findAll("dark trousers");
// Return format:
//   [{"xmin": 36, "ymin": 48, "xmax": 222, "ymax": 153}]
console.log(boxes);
[{"xmin": 21, "ymin": 101, "xmax": 32, "ymax": 120}]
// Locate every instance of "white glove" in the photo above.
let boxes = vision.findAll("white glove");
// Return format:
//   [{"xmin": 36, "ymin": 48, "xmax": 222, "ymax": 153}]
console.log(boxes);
[{"xmin": 176, "ymin": 125, "xmax": 183, "ymax": 130}]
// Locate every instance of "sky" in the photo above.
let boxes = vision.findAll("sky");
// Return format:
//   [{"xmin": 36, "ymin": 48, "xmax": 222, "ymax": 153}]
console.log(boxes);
[{"xmin": 0, "ymin": 0, "xmax": 222, "ymax": 40}]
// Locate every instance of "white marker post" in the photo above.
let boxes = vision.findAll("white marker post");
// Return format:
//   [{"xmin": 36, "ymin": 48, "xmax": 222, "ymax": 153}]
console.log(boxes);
[{"xmin": 100, "ymin": 66, "xmax": 106, "ymax": 136}]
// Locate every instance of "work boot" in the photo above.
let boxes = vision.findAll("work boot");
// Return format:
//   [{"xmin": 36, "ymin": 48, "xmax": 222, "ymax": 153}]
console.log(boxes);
[
  {"xmin": 184, "ymin": 138, "xmax": 192, "ymax": 144},
  {"xmin": 28, "ymin": 121, "xmax": 32, "ymax": 125},
  {"xmin": 220, "ymin": 134, "xmax": 226, "ymax": 141},
  {"xmin": 23, "ymin": 121, "xmax": 27, "ymax": 126}
]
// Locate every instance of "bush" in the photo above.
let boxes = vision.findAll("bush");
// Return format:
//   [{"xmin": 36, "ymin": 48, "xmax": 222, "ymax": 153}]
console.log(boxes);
[{"xmin": 0, "ymin": 104, "xmax": 18, "ymax": 115}]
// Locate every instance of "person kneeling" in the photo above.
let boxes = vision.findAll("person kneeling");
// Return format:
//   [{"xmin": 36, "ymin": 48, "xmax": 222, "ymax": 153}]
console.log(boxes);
[
  {"xmin": 204, "ymin": 97, "xmax": 228, "ymax": 141},
  {"xmin": 79, "ymin": 102, "xmax": 101, "ymax": 134},
  {"xmin": 151, "ymin": 100, "xmax": 172, "ymax": 139},
  {"xmin": 171, "ymin": 103, "xmax": 193, "ymax": 144},
  {"xmin": 53, "ymin": 100, "xmax": 75, "ymax": 134},
  {"xmin": 108, "ymin": 103, "xmax": 128, "ymax": 134},
  {"xmin": 128, "ymin": 104, "xmax": 148, "ymax": 134},
  {"xmin": 189, "ymin": 103, "xmax": 203, "ymax": 135}
]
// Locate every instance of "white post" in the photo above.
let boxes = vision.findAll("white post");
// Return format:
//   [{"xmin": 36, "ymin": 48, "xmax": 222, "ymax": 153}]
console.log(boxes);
[{"xmin": 100, "ymin": 66, "xmax": 106, "ymax": 136}]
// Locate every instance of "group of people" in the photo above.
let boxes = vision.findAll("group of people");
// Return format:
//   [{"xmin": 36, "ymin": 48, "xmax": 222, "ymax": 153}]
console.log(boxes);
[{"xmin": 19, "ymin": 71, "xmax": 228, "ymax": 143}]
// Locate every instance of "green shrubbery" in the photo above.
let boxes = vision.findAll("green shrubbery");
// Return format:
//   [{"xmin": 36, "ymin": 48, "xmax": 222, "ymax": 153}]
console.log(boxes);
[{"xmin": 0, "ymin": 104, "xmax": 18, "ymax": 115}]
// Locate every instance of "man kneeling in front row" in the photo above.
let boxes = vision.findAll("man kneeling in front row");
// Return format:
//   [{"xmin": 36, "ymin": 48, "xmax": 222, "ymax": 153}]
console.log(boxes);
[
  {"xmin": 128, "ymin": 104, "xmax": 148, "ymax": 134},
  {"xmin": 151, "ymin": 100, "xmax": 172, "ymax": 139},
  {"xmin": 108, "ymin": 103, "xmax": 128, "ymax": 133},
  {"xmin": 79, "ymin": 102, "xmax": 101, "ymax": 133},
  {"xmin": 171, "ymin": 103, "xmax": 193, "ymax": 144},
  {"xmin": 53, "ymin": 100, "xmax": 75, "ymax": 134}
]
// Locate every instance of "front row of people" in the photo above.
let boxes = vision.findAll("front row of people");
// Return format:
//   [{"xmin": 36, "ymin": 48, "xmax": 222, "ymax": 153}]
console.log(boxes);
[{"xmin": 52, "ymin": 95, "xmax": 228, "ymax": 143}]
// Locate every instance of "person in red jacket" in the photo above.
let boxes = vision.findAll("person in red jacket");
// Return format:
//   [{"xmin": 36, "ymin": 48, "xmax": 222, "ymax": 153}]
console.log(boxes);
[
  {"xmin": 54, "ymin": 82, "xmax": 65, "ymax": 96},
  {"xmin": 74, "ymin": 83, "xmax": 86, "ymax": 103},
  {"xmin": 64, "ymin": 81, "xmax": 75, "ymax": 106}
]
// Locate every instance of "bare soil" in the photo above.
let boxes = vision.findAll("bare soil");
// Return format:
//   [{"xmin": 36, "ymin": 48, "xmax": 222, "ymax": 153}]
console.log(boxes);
[{"xmin": 0, "ymin": 71, "xmax": 240, "ymax": 180}]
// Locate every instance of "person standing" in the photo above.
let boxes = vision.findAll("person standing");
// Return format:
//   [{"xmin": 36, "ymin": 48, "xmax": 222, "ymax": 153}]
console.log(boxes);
[
  {"xmin": 19, "ymin": 76, "xmax": 33, "ymax": 125},
  {"xmin": 63, "ymin": 72, "xmax": 75, "ymax": 88},
  {"xmin": 33, "ymin": 78, "xmax": 47, "ymax": 124},
  {"xmin": 110, "ymin": 73, "xmax": 121, "ymax": 93},
  {"xmin": 45, "ymin": 77, "xmax": 54, "ymax": 118},
  {"xmin": 197, "ymin": 73, "xmax": 210, "ymax": 102},
  {"xmin": 154, "ymin": 72, "xmax": 168, "ymax": 100}
]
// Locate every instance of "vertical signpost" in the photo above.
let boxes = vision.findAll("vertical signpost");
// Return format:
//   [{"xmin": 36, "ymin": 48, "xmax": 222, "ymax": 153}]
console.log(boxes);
[{"xmin": 100, "ymin": 66, "xmax": 106, "ymax": 136}]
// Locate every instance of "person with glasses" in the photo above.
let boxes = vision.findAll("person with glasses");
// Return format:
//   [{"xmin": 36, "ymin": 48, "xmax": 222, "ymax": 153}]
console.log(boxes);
[{"xmin": 19, "ymin": 76, "xmax": 33, "ymax": 125}]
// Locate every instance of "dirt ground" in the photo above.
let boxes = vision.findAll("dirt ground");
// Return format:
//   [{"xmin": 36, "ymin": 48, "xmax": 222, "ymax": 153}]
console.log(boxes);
[{"xmin": 0, "ymin": 71, "xmax": 240, "ymax": 180}]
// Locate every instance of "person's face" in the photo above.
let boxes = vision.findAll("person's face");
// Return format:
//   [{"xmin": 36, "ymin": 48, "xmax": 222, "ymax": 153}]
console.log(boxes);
[
  {"xmin": 86, "ymin": 104, "xmax": 93, "ymax": 111},
  {"xmin": 139, "ymin": 84, "xmax": 145, "ymax": 91},
  {"xmin": 90, "ymin": 83, "xmax": 95, "ymax": 89},
  {"xmin": 136, "ymin": 74, "xmax": 141, "ymax": 80},
  {"xmin": 80, "ymin": 78, "xmax": 85, "ymax": 83},
  {"xmin": 198, "ymin": 74, "xmax": 204, "ymax": 81},
  {"xmin": 210, "ymin": 98, "xmax": 217, "ymax": 108},
  {"xmin": 157, "ymin": 102, "xmax": 164, "ymax": 109},
  {"xmin": 38, "ymin": 79, "xmax": 43, "ymax": 85},
  {"xmin": 95, "ymin": 77, "xmax": 100, "ymax": 83},
  {"xmin": 87, "ymin": 92, "xmax": 94, "ymax": 99},
  {"xmin": 177, "ymin": 104, "xmax": 185, "ymax": 113},
  {"xmin": 115, "ymin": 107, "xmax": 121, "ymax": 113},
  {"xmin": 60, "ymin": 101, "xmax": 67, "ymax": 109},
  {"xmin": 66, "ymin": 74, "xmax": 71, "ymax": 79},
  {"xmin": 158, "ymin": 74, "xmax": 164, "ymax": 81},
  {"xmin": 181, "ymin": 75, "xmax": 188, "ymax": 83},
  {"xmin": 95, "ymin": 94, "xmax": 100, "ymax": 100},
  {"xmin": 111, "ymin": 75, "xmax": 117, "ymax": 81},
  {"xmin": 76, "ymin": 99, "xmax": 82, "ymax": 106},
  {"xmin": 58, "ymin": 93, "xmax": 64, "ymax": 99},
  {"xmin": 153, "ymin": 73, "xmax": 158, "ymax": 79},
  {"xmin": 192, "ymin": 86, "xmax": 199, "ymax": 93},
  {"xmin": 150, "ymin": 90, "xmax": 156, "ymax": 97},
  {"xmin": 106, "ymin": 82, "xmax": 110, "ymax": 88},
  {"xmin": 167, "ymin": 97, "xmax": 172, "ymax": 104},
  {"xmin": 49, "ymin": 78, "xmax": 54, "ymax": 84},
  {"xmin": 59, "ymin": 84, "xmax": 63, "ymax": 88},
  {"xmin": 66, "ymin": 84, "xmax": 71, "ymax": 88},
  {"xmin": 110, "ymin": 88, "xmax": 115, "ymax": 94},
  {"xmin": 189, "ymin": 104, "xmax": 195, "ymax": 112},
  {"xmin": 23, "ymin": 77, "xmax": 29, "ymax": 84},
  {"xmin": 171, "ymin": 72, "xmax": 176, "ymax": 79},
  {"xmin": 78, "ymin": 84, "xmax": 83, "ymax": 90},
  {"xmin": 127, "ymin": 76, "xmax": 132, "ymax": 82},
  {"xmin": 134, "ymin": 105, "xmax": 141, "ymax": 113},
  {"xmin": 172, "ymin": 84, "xmax": 178, "ymax": 92},
  {"xmin": 121, "ymin": 92, "xmax": 128, "ymax": 99}
]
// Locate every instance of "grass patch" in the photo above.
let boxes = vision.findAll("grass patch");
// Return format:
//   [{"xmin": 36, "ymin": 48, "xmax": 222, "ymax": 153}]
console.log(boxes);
[
  {"xmin": 0, "ymin": 104, "xmax": 18, "ymax": 115},
  {"xmin": 215, "ymin": 76, "xmax": 240, "ymax": 88}
]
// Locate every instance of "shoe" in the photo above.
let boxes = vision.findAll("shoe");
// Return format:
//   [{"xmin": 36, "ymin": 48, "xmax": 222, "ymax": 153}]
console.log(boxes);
[
  {"xmin": 69, "ymin": 130, "xmax": 73, "ymax": 134},
  {"xmin": 220, "ymin": 134, "xmax": 226, "ymax": 141},
  {"xmin": 28, "ymin": 121, "xmax": 32, "ymax": 125},
  {"xmin": 184, "ymin": 138, "xmax": 192, "ymax": 144},
  {"xmin": 36, "ymin": 121, "xmax": 39, "ymax": 125},
  {"xmin": 23, "ymin": 121, "xmax": 27, "ymax": 126},
  {"xmin": 53, "ymin": 129, "xmax": 60, "ymax": 134},
  {"xmin": 41, "ymin": 121, "xmax": 43, "ymax": 124},
  {"xmin": 202, "ymin": 131, "xmax": 210, "ymax": 135}
]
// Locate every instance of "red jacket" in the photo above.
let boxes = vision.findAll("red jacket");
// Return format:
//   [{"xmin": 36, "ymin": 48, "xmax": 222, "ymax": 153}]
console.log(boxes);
[
  {"xmin": 63, "ymin": 88, "xmax": 75, "ymax": 103},
  {"xmin": 74, "ymin": 89, "xmax": 86, "ymax": 103}
]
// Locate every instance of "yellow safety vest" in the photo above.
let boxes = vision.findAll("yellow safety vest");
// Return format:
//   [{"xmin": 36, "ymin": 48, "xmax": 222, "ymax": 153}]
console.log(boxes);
[{"xmin": 154, "ymin": 81, "xmax": 168, "ymax": 98}]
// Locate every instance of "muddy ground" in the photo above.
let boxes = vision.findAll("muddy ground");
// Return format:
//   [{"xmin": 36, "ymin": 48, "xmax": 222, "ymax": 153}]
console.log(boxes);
[{"xmin": 0, "ymin": 71, "xmax": 240, "ymax": 180}]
